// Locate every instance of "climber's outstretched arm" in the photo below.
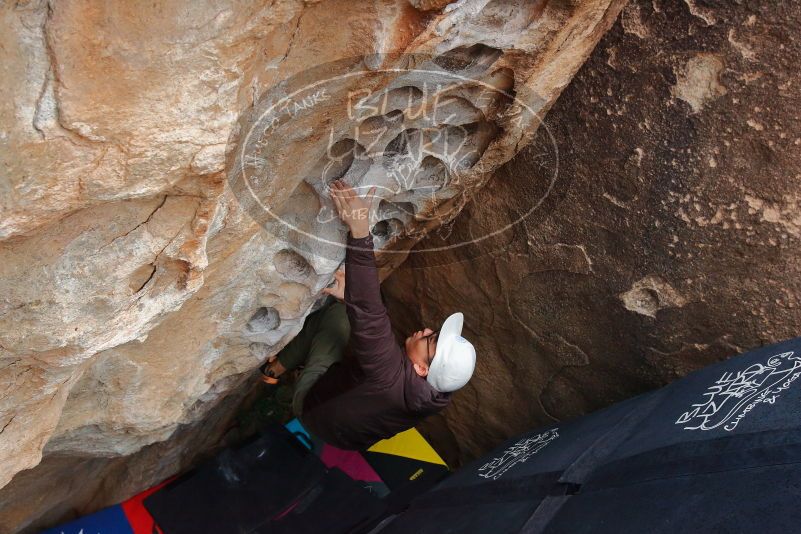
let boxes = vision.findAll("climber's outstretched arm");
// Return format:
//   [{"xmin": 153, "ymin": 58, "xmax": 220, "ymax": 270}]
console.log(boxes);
[{"xmin": 328, "ymin": 180, "xmax": 401, "ymax": 379}]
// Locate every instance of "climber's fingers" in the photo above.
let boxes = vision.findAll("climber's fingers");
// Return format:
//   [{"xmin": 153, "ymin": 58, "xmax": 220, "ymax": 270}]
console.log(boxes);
[
  {"xmin": 330, "ymin": 187, "xmax": 345, "ymax": 218},
  {"xmin": 334, "ymin": 191, "xmax": 359, "ymax": 222},
  {"xmin": 365, "ymin": 186, "xmax": 378, "ymax": 219},
  {"xmin": 337, "ymin": 180, "xmax": 354, "ymax": 200},
  {"xmin": 344, "ymin": 182, "xmax": 362, "ymax": 204},
  {"xmin": 365, "ymin": 186, "xmax": 377, "ymax": 204},
  {"xmin": 330, "ymin": 180, "xmax": 342, "ymax": 198},
  {"xmin": 331, "ymin": 181, "xmax": 378, "ymax": 224},
  {"xmin": 330, "ymin": 180, "xmax": 352, "ymax": 211},
  {"xmin": 342, "ymin": 188, "xmax": 359, "ymax": 212},
  {"xmin": 322, "ymin": 267, "xmax": 346, "ymax": 301}
]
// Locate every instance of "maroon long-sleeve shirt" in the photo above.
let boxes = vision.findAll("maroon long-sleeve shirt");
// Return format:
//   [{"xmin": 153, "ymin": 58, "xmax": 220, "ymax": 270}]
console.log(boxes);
[{"xmin": 300, "ymin": 233, "xmax": 451, "ymax": 450}]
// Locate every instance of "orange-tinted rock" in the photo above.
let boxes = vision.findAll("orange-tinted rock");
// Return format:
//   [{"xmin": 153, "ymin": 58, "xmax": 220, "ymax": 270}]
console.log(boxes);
[{"xmin": 0, "ymin": 0, "xmax": 624, "ymax": 530}]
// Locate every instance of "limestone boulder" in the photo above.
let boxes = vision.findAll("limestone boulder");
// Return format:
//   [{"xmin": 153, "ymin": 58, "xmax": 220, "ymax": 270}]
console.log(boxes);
[{"xmin": 0, "ymin": 0, "xmax": 624, "ymax": 527}]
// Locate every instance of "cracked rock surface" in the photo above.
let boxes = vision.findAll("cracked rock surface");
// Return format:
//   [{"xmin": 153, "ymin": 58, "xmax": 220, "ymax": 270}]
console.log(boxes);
[
  {"xmin": 0, "ymin": 0, "xmax": 624, "ymax": 530},
  {"xmin": 384, "ymin": 0, "xmax": 801, "ymax": 465}
]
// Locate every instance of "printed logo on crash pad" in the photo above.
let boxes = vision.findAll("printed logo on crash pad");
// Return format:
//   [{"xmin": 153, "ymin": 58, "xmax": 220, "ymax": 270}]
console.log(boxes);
[
  {"xmin": 477, "ymin": 428, "xmax": 559, "ymax": 480},
  {"xmin": 676, "ymin": 351, "xmax": 801, "ymax": 432}
]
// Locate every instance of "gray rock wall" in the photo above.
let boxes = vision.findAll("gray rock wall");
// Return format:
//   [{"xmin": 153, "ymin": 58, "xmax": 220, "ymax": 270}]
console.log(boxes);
[{"xmin": 384, "ymin": 0, "xmax": 801, "ymax": 464}]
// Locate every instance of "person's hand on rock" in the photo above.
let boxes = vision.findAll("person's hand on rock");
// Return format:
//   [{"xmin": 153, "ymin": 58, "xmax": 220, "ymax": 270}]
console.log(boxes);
[
  {"xmin": 261, "ymin": 358, "xmax": 286, "ymax": 385},
  {"xmin": 322, "ymin": 268, "xmax": 345, "ymax": 301},
  {"xmin": 329, "ymin": 179, "xmax": 377, "ymax": 239}
]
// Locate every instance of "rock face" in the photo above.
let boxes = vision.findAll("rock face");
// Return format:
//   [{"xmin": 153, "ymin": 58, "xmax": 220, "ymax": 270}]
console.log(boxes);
[
  {"xmin": 383, "ymin": 0, "xmax": 801, "ymax": 464},
  {"xmin": 0, "ymin": 0, "xmax": 625, "ymax": 530}
]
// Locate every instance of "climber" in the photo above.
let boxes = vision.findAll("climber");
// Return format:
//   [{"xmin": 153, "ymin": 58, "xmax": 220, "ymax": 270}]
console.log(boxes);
[{"xmin": 259, "ymin": 179, "xmax": 476, "ymax": 450}]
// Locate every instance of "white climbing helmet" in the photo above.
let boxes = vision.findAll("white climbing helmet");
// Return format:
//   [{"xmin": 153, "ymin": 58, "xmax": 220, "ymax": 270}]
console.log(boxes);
[{"xmin": 427, "ymin": 312, "xmax": 476, "ymax": 393}]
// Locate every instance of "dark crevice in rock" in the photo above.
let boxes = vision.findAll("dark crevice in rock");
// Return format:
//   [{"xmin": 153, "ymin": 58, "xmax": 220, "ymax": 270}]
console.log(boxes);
[{"xmin": 433, "ymin": 43, "xmax": 503, "ymax": 72}]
